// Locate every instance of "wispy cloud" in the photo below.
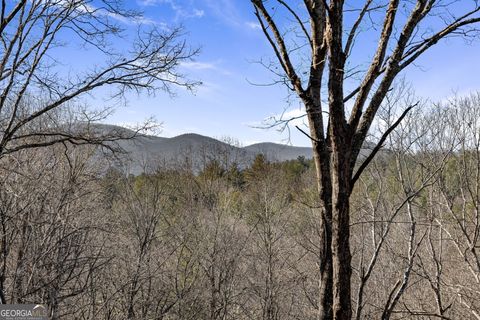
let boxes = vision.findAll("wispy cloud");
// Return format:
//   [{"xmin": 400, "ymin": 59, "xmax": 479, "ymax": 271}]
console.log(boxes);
[
  {"xmin": 138, "ymin": 0, "xmax": 204, "ymax": 20},
  {"xmin": 181, "ymin": 61, "xmax": 217, "ymax": 70},
  {"xmin": 107, "ymin": 12, "xmax": 163, "ymax": 26},
  {"xmin": 245, "ymin": 107, "xmax": 308, "ymax": 131},
  {"xmin": 245, "ymin": 21, "xmax": 261, "ymax": 30},
  {"xmin": 138, "ymin": 0, "xmax": 160, "ymax": 5},
  {"xmin": 202, "ymin": 0, "xmax": 264, "ymax": 33},
  {"xmin": 65, "ymin": 1, "xmax": 165, "ymax": 27},
  {"xmin": 203, "ymin": 0, "xmax": 246, "ymax": 27},
  {"xmin": 267, "ymin": 108, "xmax": 308, "ymax": 128},
  {"xmin": 279, "ymin": 108, "xmax": 308, "ymax": 127},
  {"xmin": 180, "ymin": 60, "xmax": 232, "ymax": 76}
]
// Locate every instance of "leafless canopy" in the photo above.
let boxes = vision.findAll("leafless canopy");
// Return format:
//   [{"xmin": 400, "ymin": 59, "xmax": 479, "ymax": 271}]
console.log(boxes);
[{"xmin": 0, "ymin": 0, "xmax": 198, "ymax": 157}]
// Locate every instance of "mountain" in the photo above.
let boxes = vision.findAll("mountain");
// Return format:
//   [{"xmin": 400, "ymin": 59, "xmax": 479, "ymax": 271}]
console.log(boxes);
[
  {"xmin": 93, "ymin": 125, "xmax": 315, "ymax": 175},
  {"xmin": 244, "ymin": 142, "xmax": 313, "ymax": 162}
]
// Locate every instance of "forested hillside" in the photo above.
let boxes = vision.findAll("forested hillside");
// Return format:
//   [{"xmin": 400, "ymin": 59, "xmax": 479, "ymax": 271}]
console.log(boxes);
[
  {"xmin": 1, "ymin": 95, "xmax": 480, "ymax": 319},
  {"xmin": 2, "ymin": 1, "xmax": 480, "ymax": 319}
]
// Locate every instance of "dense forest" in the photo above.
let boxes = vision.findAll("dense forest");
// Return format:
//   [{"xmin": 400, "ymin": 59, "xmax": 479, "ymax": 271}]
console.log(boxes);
[
  {"xmin": 3, "ymin": 0, "xmax": 480, "ymax": 319},
  {"xmin": 1, "ymin": 94, "xmax": 480, "ymax": 319}
]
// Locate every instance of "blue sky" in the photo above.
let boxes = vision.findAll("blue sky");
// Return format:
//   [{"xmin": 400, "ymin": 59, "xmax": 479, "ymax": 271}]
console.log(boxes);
[{"xmin": 85, "ymin": 0, "xmax": 480, "ymax": 147}]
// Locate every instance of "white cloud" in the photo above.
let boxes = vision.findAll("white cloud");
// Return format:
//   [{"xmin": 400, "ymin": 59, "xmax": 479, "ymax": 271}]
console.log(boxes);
[
  {"xmin": 106, "ymin": 12, "xmax": 161, "ymax": 26},
  {"xmin": 181, "ymin": 61, "xmax": 217, "ymax": 70},
  {"xmin": 63, "ymin": 1, "xmax": 163, "ymax": 26},
  {"xmin": 180, "ymin": 60, "xmax": 233, "ymax": 76},
  {"xmin": 137, "ymin": 0, "xmax": 160, "ymax": 6},
  {"xmin": 138, "ymin": 0, "xmax": 205, "ymax": 20},
  {"xmin": 245, "ymin": 21, "xmax": 261, "ymax": 30},
  {"xmin": 193, "ymin": 9, "xmax": 205, "ymax": 18},
  {"xmin": 203, "ymin": 0, "xmax": 241, "ymax": 26},
  {"xmin": 269, "ymin": 107, "xmax": 308, "ymax": 128},
  {"xmin": 244, "ymin": 107, "xmax": 309, "ymax": 133},
  {"xmin": 203, "ymin": 0, "xmax": 262, "ymax": 32},
  {"xmin": 281, "ymin": 108, "xmax": 307, "ymax": 122}
]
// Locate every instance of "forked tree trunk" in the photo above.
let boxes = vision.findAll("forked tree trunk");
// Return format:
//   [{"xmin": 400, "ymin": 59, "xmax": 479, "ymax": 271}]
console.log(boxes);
[
  {"xmin": 252, "ymin": 2, "xmax": 480, "ymax": 320},
  {"xmin": 308, "ymin": 108, "xmax": 334, "ymax": 320},
  {"xmin": 311, "ymin": 135, "xmax": 353, "ymax": 320}
]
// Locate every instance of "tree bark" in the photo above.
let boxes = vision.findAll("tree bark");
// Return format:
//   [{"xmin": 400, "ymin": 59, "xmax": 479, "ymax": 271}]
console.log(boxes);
[
  {"xmin": 306, "ymin": 100, "xmax": 333, "ymax": 320},
  {"xmin": 314, "ymin": 147, "xmax": 333, "ymax": 320},
  {"xmin": 331, "ymin": 159, "xmax": 352, "ymax": 320}
]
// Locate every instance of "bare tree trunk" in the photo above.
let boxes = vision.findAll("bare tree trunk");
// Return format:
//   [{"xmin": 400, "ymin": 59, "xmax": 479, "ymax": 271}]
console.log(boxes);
[
  {"xmin": 317, "ymin": 201, "xmax": 333, "ymax": 320},
  {"xmin": 312, "ymin": 140, "xmax": 352, "ymax": 320},
  {"xmin": 330, "ymin": 151, "xmax": 352, "ymax": 320},
  {"xmin": 308, "ymin": 112, "xmax": 333, "ymax": 320}
]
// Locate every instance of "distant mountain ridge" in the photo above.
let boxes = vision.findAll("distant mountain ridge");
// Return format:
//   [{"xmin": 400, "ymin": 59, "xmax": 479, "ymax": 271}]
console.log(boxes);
[
  {"xmin": 244, "ymin": 142, "xmax": 313, "ymax": 162},
  {"xmin": 94, "ymin": 124, "xmax": 314, "ymax": 175}
]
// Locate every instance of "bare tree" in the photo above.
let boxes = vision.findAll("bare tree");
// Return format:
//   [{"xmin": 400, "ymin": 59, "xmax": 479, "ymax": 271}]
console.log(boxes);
[
  {"xmin": 0, "ymin": 0, "xmax": 198, "ymax": 157},
  {"xmin": 250, "ymin": 1, "xmax": 480, "ymax": 319},
  {"xmin": 424, "ymin": 93, "xmax": 480, "ymax": 319},
  {"xmin": 0, "ymin": 143, "xmax": 110, "ymax": 319}
]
